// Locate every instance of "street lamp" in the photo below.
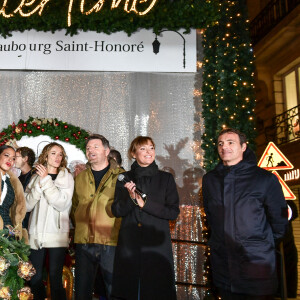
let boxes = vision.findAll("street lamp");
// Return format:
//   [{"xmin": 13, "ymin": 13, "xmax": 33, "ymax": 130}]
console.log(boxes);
[{"xmin": 152, "ymin": 30, "xmax": 186, "ymax": 69}]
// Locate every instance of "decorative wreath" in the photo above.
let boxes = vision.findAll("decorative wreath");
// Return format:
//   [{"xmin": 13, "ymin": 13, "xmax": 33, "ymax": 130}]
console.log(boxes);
[{"xmin": 0, "ymin": 117, "xmax": 90, "ymax": 152}]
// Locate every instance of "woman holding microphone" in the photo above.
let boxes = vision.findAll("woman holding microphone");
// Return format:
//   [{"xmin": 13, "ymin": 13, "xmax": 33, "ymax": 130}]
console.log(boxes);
[{"xmin": 111, "ymin": 136, "xmax": 180, "ymax": 300}]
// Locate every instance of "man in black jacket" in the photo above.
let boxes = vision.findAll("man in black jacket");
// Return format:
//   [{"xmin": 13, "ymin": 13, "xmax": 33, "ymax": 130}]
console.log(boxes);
[
  {"xmin": 202, "ymin": 128, "xmax": 288, "ymax": 300},
  {"xmin": 15, "ymin": 146, "xmax": 36, "ymax": 229}
]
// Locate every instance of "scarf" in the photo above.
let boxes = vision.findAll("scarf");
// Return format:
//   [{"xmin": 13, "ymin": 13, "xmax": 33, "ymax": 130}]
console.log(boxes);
[
  {"xmin": 130, "ymin": 160, "xmax": 159, "ymax": 194},
  {"xmin": 131, "ymin": 160, "xmax": 158, "ymax": 178}
]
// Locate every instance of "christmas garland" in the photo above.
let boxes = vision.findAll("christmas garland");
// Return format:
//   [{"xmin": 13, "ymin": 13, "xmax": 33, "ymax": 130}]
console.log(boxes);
[
  {"xmin": 0, "ymin": 117, "xmax": 90, "ymax": 152},
  {"xmin": 0, "ymin": 0, "xmax": 219, "ymax": 38},
  {"xmin": 201, "ymin": 0, "xmax": 256, "ymax": 171},
  {"xmin": 0, "ymin": 228, "xmax": 35, "ymax": 300}
]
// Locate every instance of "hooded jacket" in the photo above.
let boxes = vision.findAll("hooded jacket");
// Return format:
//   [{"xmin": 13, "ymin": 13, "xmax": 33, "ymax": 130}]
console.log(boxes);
[
  {"xmin": 26, "ymin": 168, "xmax": 74, "ymax": 250},
  {"xmin": 202, "ymin": 147, "xmax": 288, "ymax": 295}
]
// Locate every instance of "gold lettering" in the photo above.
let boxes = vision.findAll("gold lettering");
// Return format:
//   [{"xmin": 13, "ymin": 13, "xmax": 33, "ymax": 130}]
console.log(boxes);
[
  {"xmin": 112, "ymin": 0, "xmax": 157, "ymax": 15},
  {"xmin": 67, "ymin": 0, "xmax": 74, "ymax": 26},
  {"xmin": 0, "ymin": 0, "xmax": 14, "ymax": 18},
  {"xmin": 124, "ymin": 0, "xmax": 130, "ymax": 12},
  {"xmin": 135, "ymin": 0, "xmax": 157, "ymax": 15},
  {"xmin": 111, "ymin": 0, "xmax": 122, "ymax": 8},
  {"xmin": 0, "ymin": 0, "xmax": 157, "ymax": 27},
  {"xmin": 14, "ymin": 0, "xmax": 51, "ymax": 17},
  {"xmin": 80, "ymin": 0, "xmax": 105, "ymax": 15}
]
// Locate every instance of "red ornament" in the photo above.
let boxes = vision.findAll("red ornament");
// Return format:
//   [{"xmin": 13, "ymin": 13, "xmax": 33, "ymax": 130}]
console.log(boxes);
[
  {"xmin": 23, "ymin": 129, "xmax": 27, "ymax": 133},
  {"xmin": 55, "ymin": 136, "xmax": 59, "ymax": 140},
  {"xmin": 28, "ymin": 130, "xmax": 32, "ymax": 134},
  {"xmin": 75, "ymin": 137, "xmax": 79, "ymax": 140},
  {"xmin": 64, "ymin": 125, "xmax": 68, "ymax": 129},
  {"xmin": 37, "ymin": 126, "xmax": 41, "ymax": 129},
  {"xmin": 84, "ymin": 137, "xmax": 88, "ymax": 140},
  {"xmin": 32, "ymin": 122, "xmax": 37, "ymax": 127},
  {"xmin": 77, "ymin": 131, "xmax": 81, "ymax": 135},
  {"xmin": 65, "ymin": 138, "xmax": 70, "ymax": 142},
  {"xmin": 23, "ymin": 123, "xmax": 27, "ymax": 127},
  {"xmin": 41, "ymin": 128, "xmax": 45, "ymax": 132},
  {"xmin": 55, "ymin": 123, "xmax": 59, "ymax": 126},
  {"xmin": 73, "ymin": 133, "xmax": 76, "ymax": 137}
]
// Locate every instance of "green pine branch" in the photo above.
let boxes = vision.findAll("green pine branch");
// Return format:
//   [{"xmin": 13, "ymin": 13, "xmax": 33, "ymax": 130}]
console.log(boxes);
[{"xmin": 201, "ymin": 0, "xmax": 256, "ymax": 171}]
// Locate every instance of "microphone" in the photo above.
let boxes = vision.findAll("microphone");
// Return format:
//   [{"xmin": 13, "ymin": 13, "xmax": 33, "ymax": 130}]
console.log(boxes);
[{"xmin": 118, "ymin": 174, "xmax": 147, "ymax": 200}]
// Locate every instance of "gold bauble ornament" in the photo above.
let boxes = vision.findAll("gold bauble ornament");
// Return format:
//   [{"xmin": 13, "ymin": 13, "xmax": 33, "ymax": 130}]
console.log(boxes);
[
  {"xmin": 0, "ymin": 286, "xmax": 11, "ymax": 299},
  {"xmin": 17, "ymin": 287, "xmax": 33, "ymax": 300},
  {"xmin": 0, "ymin": 257, "xmax": 10, "ymax": 276},
  {"xmin": 17, "ymin": 261, "xmax": 36, "ymax": 281}
]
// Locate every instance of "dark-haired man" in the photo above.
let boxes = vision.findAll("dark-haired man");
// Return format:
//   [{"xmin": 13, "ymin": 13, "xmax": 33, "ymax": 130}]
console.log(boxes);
[
  {"xmin": 15, "ymin": 146, "xmax": 36, "ymax": 229},
  {"xmin": 108, "ymin": 149, "xmax": 123, "ymax": 168},
  {"xmin": 202, "ymin": 128, "xmax": 288, "ymax": 299},
  {"xmin": 71, "ymin": 134, "xmax": 123, "ymax": 300}
]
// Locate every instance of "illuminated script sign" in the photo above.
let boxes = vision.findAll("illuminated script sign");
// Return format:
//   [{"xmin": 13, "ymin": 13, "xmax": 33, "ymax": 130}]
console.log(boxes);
[{"xmin": 0, "ymin": 0, "xmax": 157, "ymax": 26}]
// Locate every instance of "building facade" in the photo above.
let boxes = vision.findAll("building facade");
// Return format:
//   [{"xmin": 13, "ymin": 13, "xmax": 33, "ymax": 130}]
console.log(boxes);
[{"xmin": 248, "ymin": 0, "xmax": 300, "ymax": 295}]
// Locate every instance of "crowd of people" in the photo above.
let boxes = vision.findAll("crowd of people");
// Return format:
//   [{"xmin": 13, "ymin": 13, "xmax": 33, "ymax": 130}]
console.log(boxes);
[
  {"xmin": 0, "ymin": 128, "xmax": 292, "ymax": 300},
  {"xmin": 0, "ymin": 134, "xmax": 180, "ymax": 300}
]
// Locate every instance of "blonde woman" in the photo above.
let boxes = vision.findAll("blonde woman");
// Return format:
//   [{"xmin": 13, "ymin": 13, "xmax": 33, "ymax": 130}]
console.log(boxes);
[{"xmin": 26, "ymin": 142, "xmax": 74, "ymax": 300}]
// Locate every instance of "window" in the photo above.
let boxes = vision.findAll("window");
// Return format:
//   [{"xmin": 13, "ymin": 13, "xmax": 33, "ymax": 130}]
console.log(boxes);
[
  {"xmin": 284, "ymin": 69, "xmax": 299, "ymax": 110},
  {"xmin": 282, "ymin": 65, "xmax": 300, "ymax": 141}
]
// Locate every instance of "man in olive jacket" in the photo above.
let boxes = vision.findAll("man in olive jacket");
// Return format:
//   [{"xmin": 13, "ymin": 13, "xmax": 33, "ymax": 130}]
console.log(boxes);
[
  {"xmin": 71, "ymin": 134, "xmax": 123, "ymax": 300},
  {"xmin": 203, "ymin": 128, "xmax": 288, "ymax": 299}
]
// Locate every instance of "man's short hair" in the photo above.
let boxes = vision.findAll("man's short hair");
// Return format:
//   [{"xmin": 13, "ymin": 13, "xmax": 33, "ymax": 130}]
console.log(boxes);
[
  {"xmin": 108, "ymin": 149, "xmax": 122, "ymax": 166},
  {"xmin": 16, "ymin": 147, "xmax": 36, "ymax": 167},
  {"xmin": 85, "ymin": 134, "xmax": 110, "ymax": 149},
  {"xmin": 218, "ymin": 128, "xmax": 247, "ymax": 146}
]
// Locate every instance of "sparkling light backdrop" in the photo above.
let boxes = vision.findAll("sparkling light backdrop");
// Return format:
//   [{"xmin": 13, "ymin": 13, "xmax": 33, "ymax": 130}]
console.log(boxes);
[
  {"xmin": 0, "ymin": 70, "xmax": 205, "ymax": 183},
  {"xmin": 0, "ymin": 31, "xmax": 208, "ymax": 299}
]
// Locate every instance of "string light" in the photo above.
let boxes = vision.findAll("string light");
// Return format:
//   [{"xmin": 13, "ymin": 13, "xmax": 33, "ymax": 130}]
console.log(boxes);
[
  {"xmin": 0, "ymin": 0, "xmax": 14, "ymax": 17},
  {"xmin": 2, "ymin": 0, "xmax": 158, "ymax": 26},
  {"xmin": 201, "ymin": 0, "xmax": 256, "ymax": 172},
  {"xmin": 80, "ymin": 0, "xmax": 105, "ymax": 15},
  {"xmin": 13, "ymin": 0, "xmax": 50, "ymax": 17}
]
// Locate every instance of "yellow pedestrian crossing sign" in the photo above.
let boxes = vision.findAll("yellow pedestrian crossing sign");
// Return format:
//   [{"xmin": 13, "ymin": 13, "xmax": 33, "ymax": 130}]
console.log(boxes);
[{"xmin": 258, "ymin": 142, "xmax": 294, "ymax": 171}]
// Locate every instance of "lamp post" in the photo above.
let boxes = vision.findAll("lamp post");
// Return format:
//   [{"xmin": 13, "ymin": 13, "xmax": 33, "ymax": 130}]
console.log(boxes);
[{"xmin": 152, "ymin": 30, "xmax": 186, "ymax": 69}]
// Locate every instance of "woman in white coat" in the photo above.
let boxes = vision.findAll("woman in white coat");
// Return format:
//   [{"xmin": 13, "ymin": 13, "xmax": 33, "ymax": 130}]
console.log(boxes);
[{"xmin": 26, "ymin": 142, "xmax": 74, "ymax": 300}]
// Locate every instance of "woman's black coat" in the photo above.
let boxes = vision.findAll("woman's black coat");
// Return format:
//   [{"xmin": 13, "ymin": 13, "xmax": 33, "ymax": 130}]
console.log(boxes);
[
  {"xmin": 111, "ymin": 163, "xmax": 180, "ymax": 300},
  {"xmin": 202, "ymin": 148, "xmax": 288, "ymax": 295}
]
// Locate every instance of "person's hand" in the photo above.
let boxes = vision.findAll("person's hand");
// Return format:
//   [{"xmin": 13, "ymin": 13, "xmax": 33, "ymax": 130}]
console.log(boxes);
[
  {"xmin": 135, "ymin": 194, "xmax": 145, "ymax": 208},
  {"xmin": 125, "ymin": 181, "xmax": 137, "ymax": 199},
  {"xmin": 124, "ymin": 181, "xmax": 145, "ymax": 208},
  {"xmin": 35, "ymin": 164, "xmax": 48, "ymax": 179}
]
